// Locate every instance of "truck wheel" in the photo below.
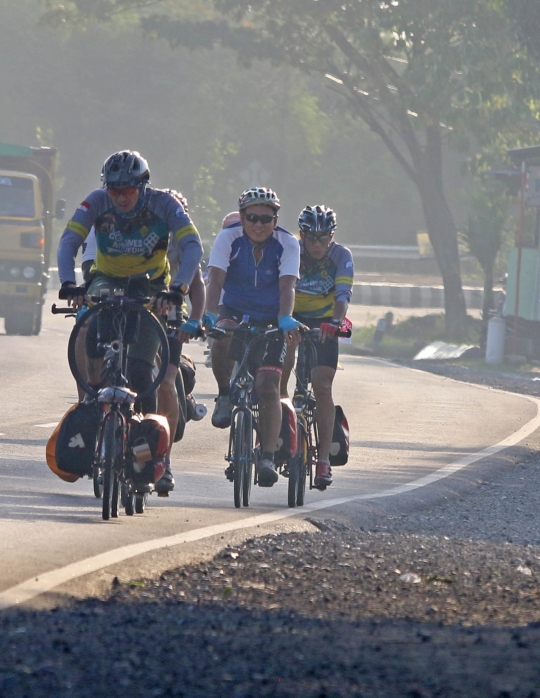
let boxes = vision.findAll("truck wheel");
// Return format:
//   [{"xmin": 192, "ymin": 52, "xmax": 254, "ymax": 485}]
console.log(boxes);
[
  {"xmin": 32, "ymin": 305, "xmax": 43, "ymax": 335},
  {"xmin": 4, "ymin": 312, "xmax": 35, "ymax": 336}
]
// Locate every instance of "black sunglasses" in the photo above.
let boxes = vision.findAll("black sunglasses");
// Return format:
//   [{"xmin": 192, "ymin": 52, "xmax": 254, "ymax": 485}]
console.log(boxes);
[
  {"xmin": 244, "ymin": 213, "xmax": 276, "ymax": 224},
  {"xmin": 304, "ymin": 233, "xmax": 333, "ymax": 243}
]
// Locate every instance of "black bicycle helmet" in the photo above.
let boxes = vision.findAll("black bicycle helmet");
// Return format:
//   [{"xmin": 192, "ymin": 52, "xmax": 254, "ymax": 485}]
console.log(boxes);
[
  {"xmin": 101, "ymin": 150, "xmax": 150, "ymax": 188},
  {"xmin": 298, "ymin": 205, "xmax": 337, "ymax": 235}
]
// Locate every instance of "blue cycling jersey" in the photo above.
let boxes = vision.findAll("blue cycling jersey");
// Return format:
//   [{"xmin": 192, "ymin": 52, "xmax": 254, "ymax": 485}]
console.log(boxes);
[{"xmin": 208, "ymin": 223, "xmax": 300, "ymax": 322}]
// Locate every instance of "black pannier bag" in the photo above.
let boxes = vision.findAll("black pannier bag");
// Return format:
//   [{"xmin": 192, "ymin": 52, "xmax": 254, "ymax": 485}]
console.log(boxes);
[
  {"xmin": 329, "ymin": 405, "xmax": 350, "ymax": 466},
  {"xmin": 55, "ymin": 402, "xmax": 101, "ymax": 477},
  {"xmin": 179, "ymin": 354, "xmax": 196, "ymax": 396}
]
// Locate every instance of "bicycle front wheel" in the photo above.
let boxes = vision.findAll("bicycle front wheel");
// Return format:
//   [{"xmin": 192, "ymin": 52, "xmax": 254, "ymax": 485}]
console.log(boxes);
[
  {"xmin": 232, "ymin": 410, "xmax": 252, "ymax": 509},
  {"xmin": 101, "ymin": 412, "xmax": 121, "ymax": 521}
]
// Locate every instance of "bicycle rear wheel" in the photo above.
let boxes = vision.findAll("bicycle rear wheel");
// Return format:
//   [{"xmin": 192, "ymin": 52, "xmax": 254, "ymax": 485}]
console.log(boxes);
[
  {"xmin": 242, "ymin": 418, "xmax": 255, "ymax": 507},
  {"xmin": 101, "ymin": 412, "xmax": 120, "ymax": 521},
  {"xmin": 288, "ymin": 418, "xmax": 309, "ymax": 508}
]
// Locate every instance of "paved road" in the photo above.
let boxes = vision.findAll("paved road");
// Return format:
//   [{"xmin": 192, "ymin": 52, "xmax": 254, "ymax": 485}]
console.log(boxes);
[{"xmin": 0, "ymin": 300, "xmax": 535, "ymax": 597}]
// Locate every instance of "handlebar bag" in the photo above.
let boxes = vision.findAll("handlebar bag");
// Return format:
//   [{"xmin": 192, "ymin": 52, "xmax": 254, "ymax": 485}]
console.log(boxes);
[{"xmin": 329, "ymin": 405, "xmax": 350, "ymax": 466}]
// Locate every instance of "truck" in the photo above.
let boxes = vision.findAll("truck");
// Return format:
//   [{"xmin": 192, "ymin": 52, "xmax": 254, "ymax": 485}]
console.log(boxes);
[{"xmin": 0, "ymin": 142, "xmax": 65, "ymax": 335}]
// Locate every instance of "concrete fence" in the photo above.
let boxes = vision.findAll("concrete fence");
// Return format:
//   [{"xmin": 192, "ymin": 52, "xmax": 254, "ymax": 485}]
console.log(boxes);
[
  {"xmin": 48, "ymin": 268, "xmax": 498, "ymax": 311},
  {"xmin": 351, "ymin": 283, "xmax": 501, "ymax": 310}
]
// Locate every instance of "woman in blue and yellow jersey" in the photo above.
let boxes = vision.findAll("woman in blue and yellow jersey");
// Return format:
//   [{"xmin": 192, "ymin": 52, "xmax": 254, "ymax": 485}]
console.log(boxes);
[{"xmin": 281, "ymin": 205, "xmax": 354, "ymax": 489}]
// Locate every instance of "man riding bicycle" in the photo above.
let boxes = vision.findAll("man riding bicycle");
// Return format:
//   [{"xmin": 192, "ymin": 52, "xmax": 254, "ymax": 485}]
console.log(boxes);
[
  {"xmin": 280, "ymin": 205, "xmax": 354, "ymax": 488},
  {"xmin": 205, "ymin": 187, "xmax": 301, "ymax": 487},
  {"xmin": 57, "ymin": 150, "xmax": 203, "ymax": 493}
]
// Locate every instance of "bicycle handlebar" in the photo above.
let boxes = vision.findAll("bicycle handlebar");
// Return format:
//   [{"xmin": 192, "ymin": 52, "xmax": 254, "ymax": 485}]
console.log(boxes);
[
  {"xmin": 51, "ymin": 304, "xmax": 77, "ymax": 315},
  {"xmin": 301, "ymin": 326, "xmax": 352, "ymax": 339}
]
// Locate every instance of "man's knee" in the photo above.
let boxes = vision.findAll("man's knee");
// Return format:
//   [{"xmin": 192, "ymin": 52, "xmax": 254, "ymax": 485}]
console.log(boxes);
[{"xmin": 256, "ymin": 367, "xmax": 281, "ymax": 399}]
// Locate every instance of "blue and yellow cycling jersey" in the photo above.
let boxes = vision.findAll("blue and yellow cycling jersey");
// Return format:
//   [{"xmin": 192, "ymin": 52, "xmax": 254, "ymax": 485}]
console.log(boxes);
[
  {"xmin": 294, "ymin": 241, "xmax": 354, "ymax": 319},
  {"xmin": 57, "ymin": 188, "xmax": 202, "ymax": 288}
]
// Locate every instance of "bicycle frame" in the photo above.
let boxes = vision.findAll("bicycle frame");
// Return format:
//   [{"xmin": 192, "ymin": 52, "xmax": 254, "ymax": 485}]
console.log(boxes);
[{"xmin": 222, "ymin": 327, "xmax": 276, "ymax": 507}]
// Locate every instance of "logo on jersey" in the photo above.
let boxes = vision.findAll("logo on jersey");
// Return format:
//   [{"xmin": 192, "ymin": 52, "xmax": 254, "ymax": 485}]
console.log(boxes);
[
  {"xmin": 175, "ymin": 206, "xmax": 186, "ymax": 218},
  {"xmin": 77, "ymin": 201, "xmax": 90, "ymax": 213}
]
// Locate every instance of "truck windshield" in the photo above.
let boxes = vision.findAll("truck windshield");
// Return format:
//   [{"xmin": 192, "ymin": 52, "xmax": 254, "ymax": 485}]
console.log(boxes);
[{"xmin": 0, "ymin": 176, "xmax": 35, "ymax": 217}]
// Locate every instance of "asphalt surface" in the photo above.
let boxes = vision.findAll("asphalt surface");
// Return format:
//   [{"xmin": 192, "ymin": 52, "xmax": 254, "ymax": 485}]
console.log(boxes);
[{"xmin": 1, "ymin": 307, "xmax": 540, "ymax": 696}]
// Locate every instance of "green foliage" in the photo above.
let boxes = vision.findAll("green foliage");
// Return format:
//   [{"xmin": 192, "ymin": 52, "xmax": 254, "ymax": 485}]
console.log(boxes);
[
  {"xmin": 4, "ymin": 0, "xmax": 428, "ymax": 245},
  {"xmin": 460, "ymin": 182, "xmax": 510, "ymax": 275}
]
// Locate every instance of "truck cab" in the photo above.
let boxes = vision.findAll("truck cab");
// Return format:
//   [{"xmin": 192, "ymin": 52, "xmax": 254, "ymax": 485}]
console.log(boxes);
[{"xmin": 0, "ymin": 143, "xmax": 63, "ymax": 335}]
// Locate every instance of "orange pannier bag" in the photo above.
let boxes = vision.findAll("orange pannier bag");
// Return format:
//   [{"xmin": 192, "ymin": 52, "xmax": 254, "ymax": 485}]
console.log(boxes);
[{"xmin": 45, "ymin": 405, "xmax": 80, "ymax": 483}]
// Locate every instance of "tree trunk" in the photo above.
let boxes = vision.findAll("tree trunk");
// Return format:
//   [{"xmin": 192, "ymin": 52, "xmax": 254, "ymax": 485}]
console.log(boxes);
[
  {"xmin": 416, "ymin": 182, "xmax": 468, "ymax": 336},
  {"xmin": 413, "ymin": 129, "xmax": 468, "ymax": 338}
]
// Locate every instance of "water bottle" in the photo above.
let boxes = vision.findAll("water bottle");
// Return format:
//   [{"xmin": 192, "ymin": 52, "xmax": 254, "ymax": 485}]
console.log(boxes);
[{"xmin": 193, "ymin": 403, "xmax": 207, "ymax": 421}]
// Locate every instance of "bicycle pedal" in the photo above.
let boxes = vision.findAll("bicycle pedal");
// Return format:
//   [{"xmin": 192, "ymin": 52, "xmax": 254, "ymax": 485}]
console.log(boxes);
[{"xmin": 157, "ymin": 491, "xmax": 169, "ymax": 498}]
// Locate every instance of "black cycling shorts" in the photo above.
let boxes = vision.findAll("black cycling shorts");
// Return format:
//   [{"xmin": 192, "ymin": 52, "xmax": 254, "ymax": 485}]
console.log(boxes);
[
  {"xmin": 218, "ymin": 305, "xmax": 287, "ymax": 371},
  {"xmin": 295, "ymin": 315, "xmax": 339, "ymax": 371}
]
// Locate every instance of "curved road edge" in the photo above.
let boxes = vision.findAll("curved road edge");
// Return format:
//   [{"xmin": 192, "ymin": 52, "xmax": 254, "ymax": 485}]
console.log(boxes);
[{"xmin": 1, "ymin": 387, "xmax": 538, "ymax": 612}]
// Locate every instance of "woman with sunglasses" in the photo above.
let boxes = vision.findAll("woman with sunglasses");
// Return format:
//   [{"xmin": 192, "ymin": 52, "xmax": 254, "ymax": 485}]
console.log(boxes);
[
  {"xmin": 280, "ymin": 205, "xmax": 354, "ymax": 489},
  {"xmin": 205, "ymin": 187, "xmax": 302, "ymax": 487}
]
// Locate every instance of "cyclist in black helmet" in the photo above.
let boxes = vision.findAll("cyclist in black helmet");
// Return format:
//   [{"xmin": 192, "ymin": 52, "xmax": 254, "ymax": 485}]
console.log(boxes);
[
  {"xmin": 57, "ymin": 150, "xmax": 203, "ymax": 493},
  {"xmin": 280, "ymin": 205, "xmax": 354, "ymax": 489}
]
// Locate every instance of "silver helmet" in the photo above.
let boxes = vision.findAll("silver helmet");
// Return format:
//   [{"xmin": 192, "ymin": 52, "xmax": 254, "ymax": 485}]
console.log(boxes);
[
  {"xmin": 298, "ymin": 205, "xmax": 337, "ymax": 235},
  {"xmin": 101, "ymin": 150, "xmax": 150, "ymax": 188},
  {"xmin": 238, "ymin": 187, "xmax": 280, "ymax": 212}
]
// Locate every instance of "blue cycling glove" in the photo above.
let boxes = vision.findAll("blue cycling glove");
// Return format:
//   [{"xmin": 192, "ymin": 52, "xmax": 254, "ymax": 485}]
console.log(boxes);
[
  {"xmin": 278, "ymin": 315, "xmax": 301, "ymax": 332},
  {"xmin": 202, "ymin": 312, "xmax": 217, "ymax": 330},
  {"xmin": 180, "ymin": 318, "xmax": 201, "ymax": 337}
]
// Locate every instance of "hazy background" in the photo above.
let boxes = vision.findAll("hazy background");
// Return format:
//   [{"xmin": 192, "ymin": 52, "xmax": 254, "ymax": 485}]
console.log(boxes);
[{"xmin": 0, "ymin": 0, "xmax": 472, "ymax": 252}]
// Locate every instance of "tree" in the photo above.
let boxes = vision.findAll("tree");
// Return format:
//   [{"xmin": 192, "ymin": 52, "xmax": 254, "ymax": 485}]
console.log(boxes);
[
  {"xmin": 460, "ymin": 182, "xmax": 509, "ymax": 329},
  {"xmin": 130, "ymin": 0, "xmax": 540, "ymax": 336}
]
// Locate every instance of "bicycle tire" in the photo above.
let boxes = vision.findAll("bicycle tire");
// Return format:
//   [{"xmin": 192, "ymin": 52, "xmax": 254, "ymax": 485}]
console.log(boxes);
[
  {"xmin": 232, "ymin": 410, "xmax": 251, "ymax": 509},
  {"xmin": 242, "ymin": 413, "xmax": 254, "ymax": 507},
  {"xmin": 101, "ymin": 412, "xmax": 119, "ymax": 521},
  {"xmin": 124, "ymin": 486, "xmax": 135, "ymax": 516},
  {"xmin": 111, "ymin": 472, "xmax": 119, "ymax": 518},
  {"xmin": 93, "ymin": 465, "xmax": 103, "ymax": 499},
  {"xmin": 67, "ymin": 303, "xmax": 170, "ymax": 400},
  {"xmin": 135, "ymin": 492, "xmax": 148, "ymax": 514},
  {"xmin": 296, "ymin": 420, "xmax": 309, "ymax": 507}
]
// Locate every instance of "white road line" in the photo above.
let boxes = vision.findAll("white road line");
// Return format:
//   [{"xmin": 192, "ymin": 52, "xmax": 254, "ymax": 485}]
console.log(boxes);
[
  {"xmin": 34, "ymin": 423, "xmax": 58, "ymax": 429},
  {"xmin": 1, "ymin": 392, "xmax": 539, "ymax": 612}
]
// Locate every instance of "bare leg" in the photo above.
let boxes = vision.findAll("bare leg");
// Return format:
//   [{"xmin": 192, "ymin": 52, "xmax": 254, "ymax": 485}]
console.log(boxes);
[
  {"xmin": 157, "ymin": 363, "xmax": 180, "ymax": 458},
  {"xmin": 256, "ymin": 369, "xmax": 282, "ymax": 453},
  {"xmin": 280, "ymin": 344, "xmax": 295, "ymax": 398},
  {"xmin": 311, "ymin": 365, "xmax": 336, "ymax": 462},
  {"xmin": 211, "ymin": 319, "xmax": 237, "ymax": 389}
]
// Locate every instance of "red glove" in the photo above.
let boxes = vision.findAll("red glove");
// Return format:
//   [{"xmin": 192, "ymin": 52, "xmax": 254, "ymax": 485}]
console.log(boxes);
[{"xmin": 319, "ymin": 319, "xmax": 341, "ymax": 337}]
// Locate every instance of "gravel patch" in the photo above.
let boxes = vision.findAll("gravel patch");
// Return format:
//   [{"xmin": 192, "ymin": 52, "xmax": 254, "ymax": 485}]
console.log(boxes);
[{"xmin": 2, "ymin": 362, "xmax": 540, "ymax": 697}]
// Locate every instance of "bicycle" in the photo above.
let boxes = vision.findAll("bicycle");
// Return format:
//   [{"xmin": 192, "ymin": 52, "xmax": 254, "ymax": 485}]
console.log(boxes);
[
  {"xmin": 53, "ymin": 277, "xmax": 170, "ymax": 520},
  {"xmin": 211, "ymin": 319, "xmax": 287, "ymax": 508},
  {"xmin": 290, "ymin": 325, "xmax": 352, "ymax": 501}
]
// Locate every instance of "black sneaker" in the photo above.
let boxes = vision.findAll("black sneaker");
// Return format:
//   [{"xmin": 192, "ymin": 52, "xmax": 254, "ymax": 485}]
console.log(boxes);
[
  {"xmin": 155, "ymin": 462, "xmax": 175, "ymax": 495},
  {"xmin": 211, "ymin": 395, "xmax": 233, "ymax": 429}
]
